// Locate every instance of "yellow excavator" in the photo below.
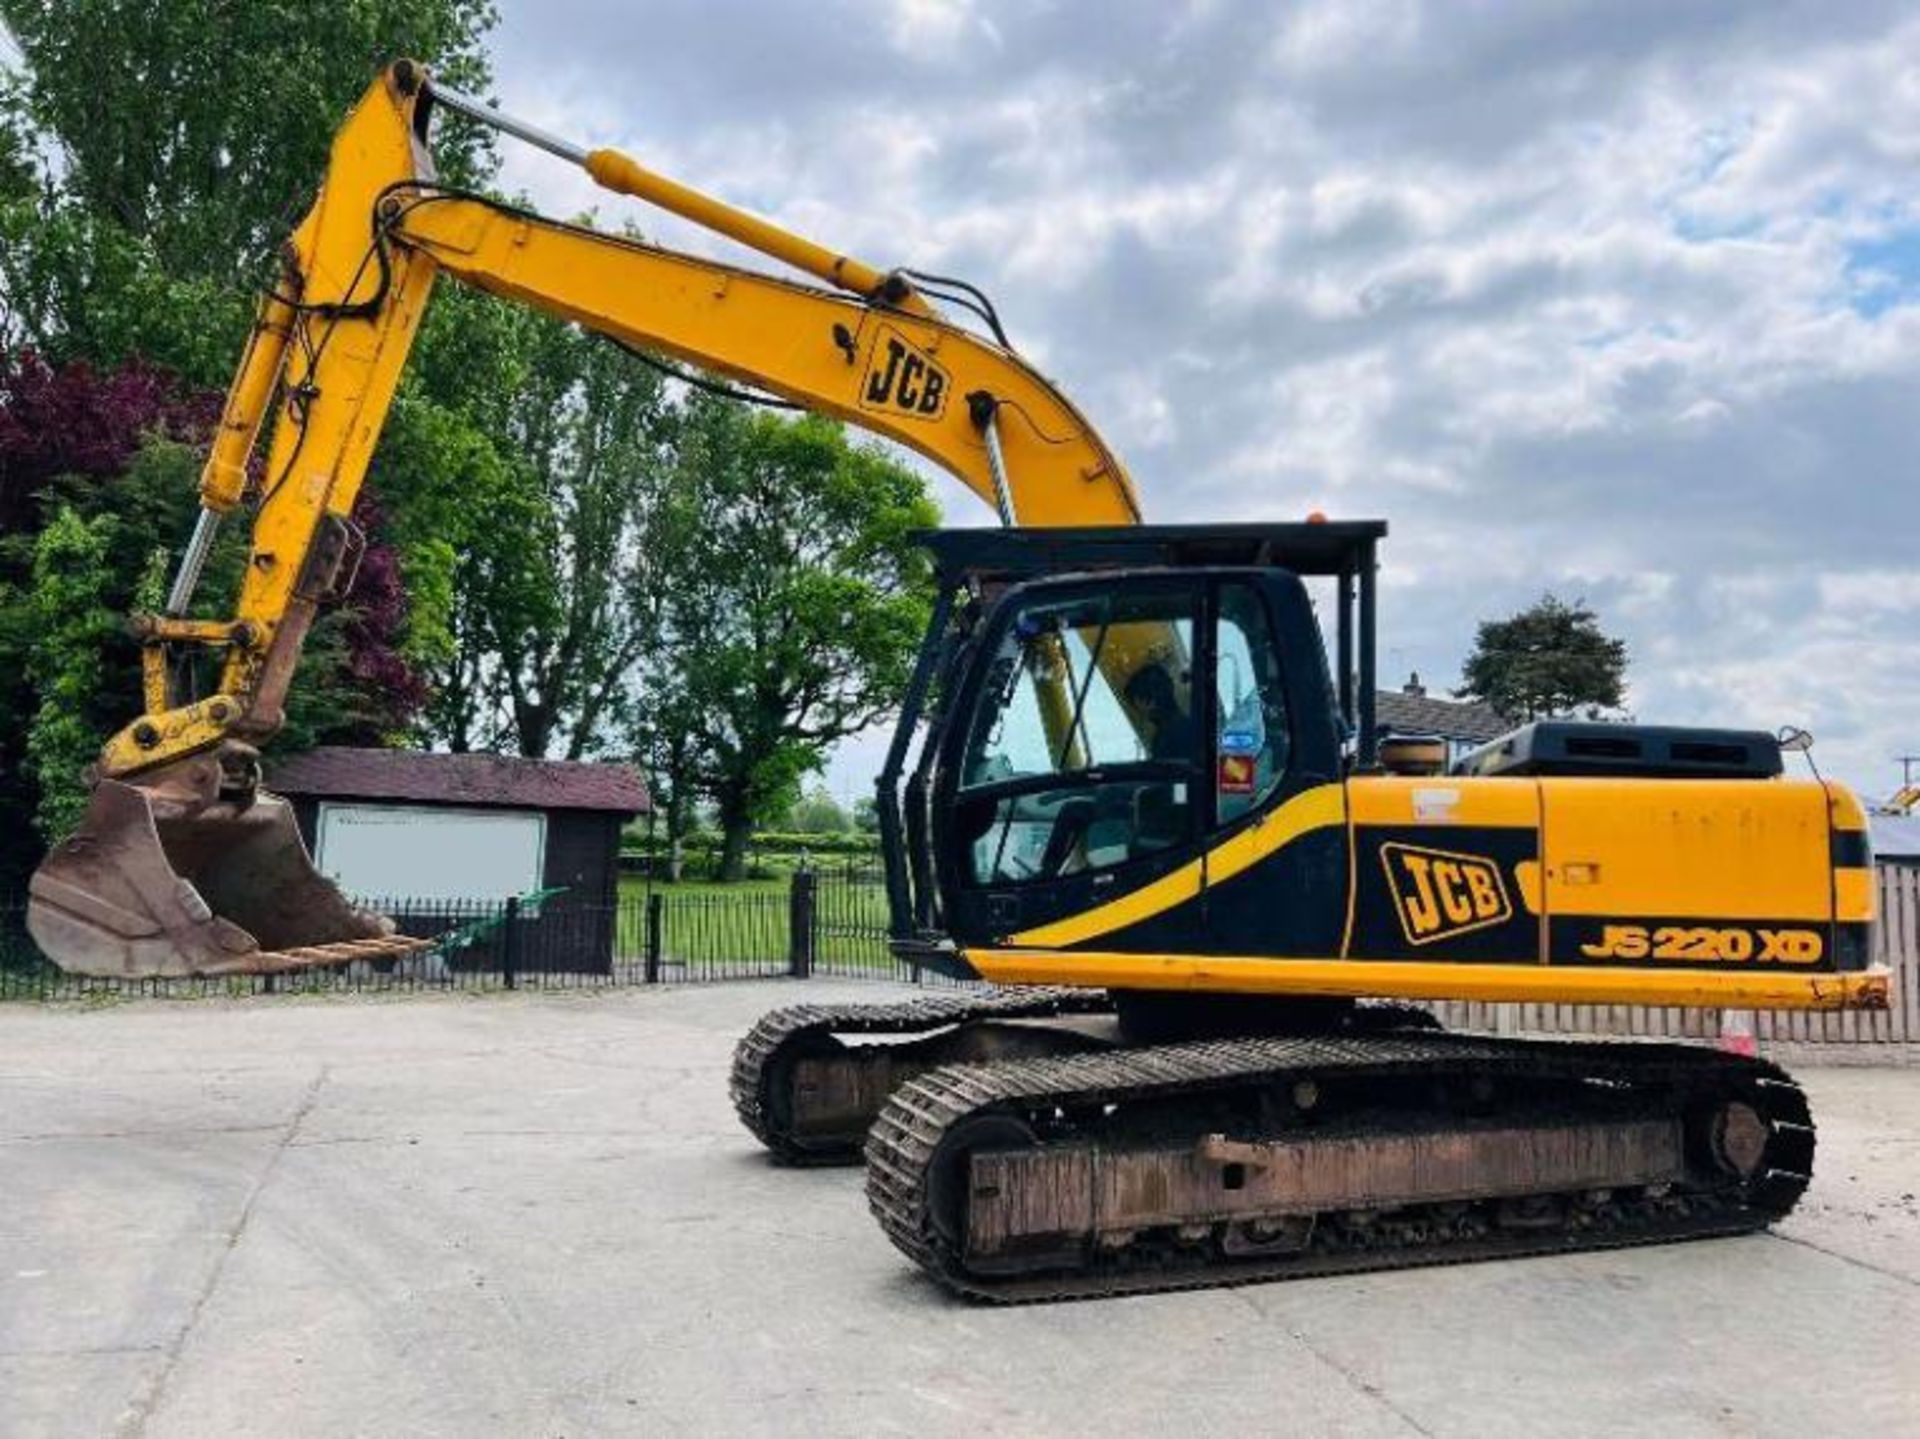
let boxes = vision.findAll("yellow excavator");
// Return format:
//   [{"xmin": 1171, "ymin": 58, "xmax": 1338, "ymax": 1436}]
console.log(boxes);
[{"xmin": 28, "ymin": 63, "xmax": 1889, "ymax": 1302}]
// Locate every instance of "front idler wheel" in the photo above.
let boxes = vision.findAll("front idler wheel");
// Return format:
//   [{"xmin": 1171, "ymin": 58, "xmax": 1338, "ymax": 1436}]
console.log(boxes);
[{"xmin": 926, "ymin": 1111, "xmax": 1040, "ymax": 1250}]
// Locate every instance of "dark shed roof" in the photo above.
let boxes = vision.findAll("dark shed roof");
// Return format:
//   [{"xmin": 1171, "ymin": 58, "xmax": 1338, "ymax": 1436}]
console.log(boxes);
[{"xmin": 268, "ymin": 747, "xmax": 651, "ymax": 815}]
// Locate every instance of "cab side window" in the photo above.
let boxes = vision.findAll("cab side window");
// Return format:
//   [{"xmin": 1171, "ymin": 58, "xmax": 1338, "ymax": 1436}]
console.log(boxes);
[{"xmin": 1214, "ymin": 583, "xmax": 1289, "ymax": 823}]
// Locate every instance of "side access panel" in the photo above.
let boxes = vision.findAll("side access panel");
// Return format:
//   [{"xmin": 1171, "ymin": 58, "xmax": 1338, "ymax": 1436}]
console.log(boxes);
[{"xmin": 1540, "ymin": 778, "xmax": 1838, "ymax": 969}]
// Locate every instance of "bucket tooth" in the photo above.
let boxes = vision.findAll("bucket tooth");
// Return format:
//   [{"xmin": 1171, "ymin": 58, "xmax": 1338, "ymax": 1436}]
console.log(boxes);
[{"xmin": 27, "ymin": 776, "xmax": 399, "ymax": 978}]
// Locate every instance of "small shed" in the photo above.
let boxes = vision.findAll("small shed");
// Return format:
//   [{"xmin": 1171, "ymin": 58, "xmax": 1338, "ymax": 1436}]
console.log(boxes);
[{"xmin": 266, "ymin": 747, "xmax": 651, "ymax": 972}]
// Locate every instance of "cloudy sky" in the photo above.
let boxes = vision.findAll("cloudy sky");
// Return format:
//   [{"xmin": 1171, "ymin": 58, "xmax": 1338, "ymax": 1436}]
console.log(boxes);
[{"xmin": 484, "ymin": 0, "xmax": 1920, "ymax": 803}]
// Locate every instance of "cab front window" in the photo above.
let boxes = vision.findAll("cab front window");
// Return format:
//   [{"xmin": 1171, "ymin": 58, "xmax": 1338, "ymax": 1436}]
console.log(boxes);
[{"xmin": 957, "ymin": 586, "xmax": 1196, "ymax": 885}]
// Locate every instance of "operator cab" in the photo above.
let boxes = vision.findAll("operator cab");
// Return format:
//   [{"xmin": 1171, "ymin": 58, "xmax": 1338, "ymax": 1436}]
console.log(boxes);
[{"xmin": 878, "ymin": 522, "xmax": 1387, "ymax": 970}]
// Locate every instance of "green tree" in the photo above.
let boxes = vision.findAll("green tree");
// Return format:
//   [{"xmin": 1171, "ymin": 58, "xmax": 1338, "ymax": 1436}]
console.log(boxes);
[
  {"xmin": 0, "ymin": 199, "xmax": 248, "ymax": 381},
  {"xmin": 640, "ymin": 399, "xmax": 937, "ymax": 881},
  {"xmin": 0, "ymin": 2, "xmax": 501, "ymax": 393},
  {"xmin": 484, "ymin": 314, "xmax": 672, "ymax": 759},
  {"xmin": 375, "ymin": 286, "xmax": 557, "ymax": 749},
  {"xmin": 20, "ymin": 436, "xmax": 418, "ymax": 765},
  {"xmin": 1457, "ymin": 593, "xmax": 1628, "ymax": 721},
  {"xmin": 382, "ymin": 302, "xmax": 676, "ymax": 759},
  {"xmin": 0, "ymin": 0, "xmax": 507, "ymax": 770},
  {"xmin": 851, "ymin": 794, "xmax": 881, "ymax": 835},
  {"xmin": 0, "ymin": 0, "xmax": 494, "ymax": 290},
  {"xmin": 21, "ymin": 507, "xmax": 119, "ymax": 840},
  {"xmin": 0, "ymin": 65, "xmax": 33, "ymax": 202},
  {"xmin": 366, "ymin": 386, "xmax": 528, "ymax": 750},
  {"xmin": 627, "ymin": 664, "xmax": 710, "ymax": 880},
  {"xmin": 788, "ymin": 785, "xmax": 852, "ymax": 835},
  {"xmin": 0, "ymin": 356, "xmax": 224, "ymax": 882}
]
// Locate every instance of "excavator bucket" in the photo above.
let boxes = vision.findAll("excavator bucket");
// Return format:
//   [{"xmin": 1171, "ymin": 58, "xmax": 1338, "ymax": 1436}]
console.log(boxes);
[{"xmin": 27, "ymin": 778, "xmax": 429, "ymax": 979}]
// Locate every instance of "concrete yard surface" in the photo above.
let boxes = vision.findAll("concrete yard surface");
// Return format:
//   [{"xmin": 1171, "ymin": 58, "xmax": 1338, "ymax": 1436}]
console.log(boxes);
[{"xmin": 2, "ymin": 982, "xmax": 1917, "ymax": 1438}]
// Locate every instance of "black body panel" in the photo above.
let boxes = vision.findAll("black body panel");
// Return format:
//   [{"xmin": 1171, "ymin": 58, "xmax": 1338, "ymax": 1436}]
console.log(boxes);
[
  {"xmin": 1346, "ymin": 825, "xmax": 1542, "ymax": 963},
  {"xmin": 914, "ymin": 521, "xmax": 1388, "ymax": 583}
]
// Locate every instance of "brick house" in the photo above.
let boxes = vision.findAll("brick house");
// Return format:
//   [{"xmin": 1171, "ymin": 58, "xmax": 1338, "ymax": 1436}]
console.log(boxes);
[{"xmin": 1375, "ymin": 673, "xmax": 1512, "ymax": 768}]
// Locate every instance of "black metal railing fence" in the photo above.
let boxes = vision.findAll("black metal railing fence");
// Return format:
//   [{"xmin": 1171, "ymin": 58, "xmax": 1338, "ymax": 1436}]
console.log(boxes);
[{"xmin": 0, "ymin": 868, "xmax": 963, "ymax": 1001}]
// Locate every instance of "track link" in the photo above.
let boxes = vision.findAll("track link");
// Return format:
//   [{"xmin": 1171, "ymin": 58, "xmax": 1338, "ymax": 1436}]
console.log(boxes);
[
  {"xmin": 729, "ymin": 987, "xmax": 1113, "ymax": 1165},
  {"xmin": 865, "ymin": 1033, "xmax": 1812, "ymax": 1302}
]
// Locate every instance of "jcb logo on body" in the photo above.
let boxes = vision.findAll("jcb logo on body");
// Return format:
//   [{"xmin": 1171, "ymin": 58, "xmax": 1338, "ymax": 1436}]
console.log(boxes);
[
  {"xmin": 1382, "ymin": 842, "xmax": 1513, "ymax": 945},
  {"xmin": 860, "ymin": 326, "xmax": 950, "ymax": 421}
]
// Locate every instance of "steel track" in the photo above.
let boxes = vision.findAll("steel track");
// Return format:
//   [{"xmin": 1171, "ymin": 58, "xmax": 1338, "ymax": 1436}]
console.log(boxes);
[
  {"xmin": 863, "ymin": 1033, "xmax": 1813, "ymax": 1303},
  {"xmin": 728, "ymin": 988, "xmax": 1114, "ymax": 1165},
  {"xmin": 729, "ymin": 991, "xmax": 1444, "ymax": 1164}
]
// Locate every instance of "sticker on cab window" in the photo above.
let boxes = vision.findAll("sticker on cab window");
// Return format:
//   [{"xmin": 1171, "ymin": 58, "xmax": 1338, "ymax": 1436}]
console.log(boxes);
[{"xmin": 1218, "ymin": 754, "xmax": 1256, "ymax": 794}]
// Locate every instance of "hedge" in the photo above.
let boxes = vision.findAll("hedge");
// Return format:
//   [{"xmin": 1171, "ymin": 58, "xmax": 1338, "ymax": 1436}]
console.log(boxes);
[{"xmin": 621, "ymin": 829, "xmax": 881, "ymax": 860}]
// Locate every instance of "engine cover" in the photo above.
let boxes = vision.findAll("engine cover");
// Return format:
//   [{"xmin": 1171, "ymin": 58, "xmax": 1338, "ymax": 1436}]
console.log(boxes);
[{"xmin": 1457, "ymin": 722, "xmax": 1783, "ymax": 780}]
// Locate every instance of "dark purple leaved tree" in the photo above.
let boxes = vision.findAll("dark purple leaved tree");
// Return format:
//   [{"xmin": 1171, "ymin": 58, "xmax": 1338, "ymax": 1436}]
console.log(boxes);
[
  {"xmin": 336, "ymin": 492, "xmax": 429, "ymax": 739},
  {"xmin": 0, "ymin": 350, "xmax": 219, "ymax": 536},
  {"xmin": 0, "ymin": 348, "xmax": 425, "ymax": 740}
]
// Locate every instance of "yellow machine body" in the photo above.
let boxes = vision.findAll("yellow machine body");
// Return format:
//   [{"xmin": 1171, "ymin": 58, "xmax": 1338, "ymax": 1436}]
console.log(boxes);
[{"xmin": 968, "ymin": 774, "xmax": 1882, "ymax": 1010}]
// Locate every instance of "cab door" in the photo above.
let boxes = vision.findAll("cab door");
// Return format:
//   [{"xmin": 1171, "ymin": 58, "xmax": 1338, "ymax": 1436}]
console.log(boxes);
[{"xmin": 1187, "ymin": 576, "xmax": 1350, "ymax": 957}]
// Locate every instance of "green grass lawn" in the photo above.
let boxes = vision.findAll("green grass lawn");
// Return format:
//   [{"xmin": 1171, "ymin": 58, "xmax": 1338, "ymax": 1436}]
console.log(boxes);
[{"xmin": 613, "ymin": 873, "xmax": 894, "ymax": 971}]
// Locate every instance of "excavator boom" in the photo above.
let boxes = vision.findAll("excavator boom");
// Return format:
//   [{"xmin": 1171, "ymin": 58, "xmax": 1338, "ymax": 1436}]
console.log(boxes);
[{"xmin": 28, "ymin": 61, "xmax": 1138, "ymax": 978}]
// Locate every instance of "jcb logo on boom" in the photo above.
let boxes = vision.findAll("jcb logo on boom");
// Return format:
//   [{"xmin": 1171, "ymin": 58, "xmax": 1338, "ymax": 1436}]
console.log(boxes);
[
  {"xmin": 1382, "ymin": 842, "xmax": 1514, "ymax": 945},
  {"xmin": 860, "ymin": 326, "xmax": 950, "ymax": 421}
]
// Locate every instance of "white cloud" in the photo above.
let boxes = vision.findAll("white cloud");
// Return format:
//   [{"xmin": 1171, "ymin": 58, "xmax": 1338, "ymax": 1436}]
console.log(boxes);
[
  {"xmin": 1270, "ymin": 0, "xmax": 1424, "ymax": 74},
  {"xmin": 885, "ymin": 0, "xmax": 1002, "ymax": 53},
  {"xmin": 482, "ymin": 0, "xmax": 1920, "ymax": 802}
]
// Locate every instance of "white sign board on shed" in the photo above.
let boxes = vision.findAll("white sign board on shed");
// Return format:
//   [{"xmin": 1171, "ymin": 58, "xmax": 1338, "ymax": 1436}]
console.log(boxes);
[{"xmin": 315, "ymin": 803, "xmax": 546, "ymax": 903}]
